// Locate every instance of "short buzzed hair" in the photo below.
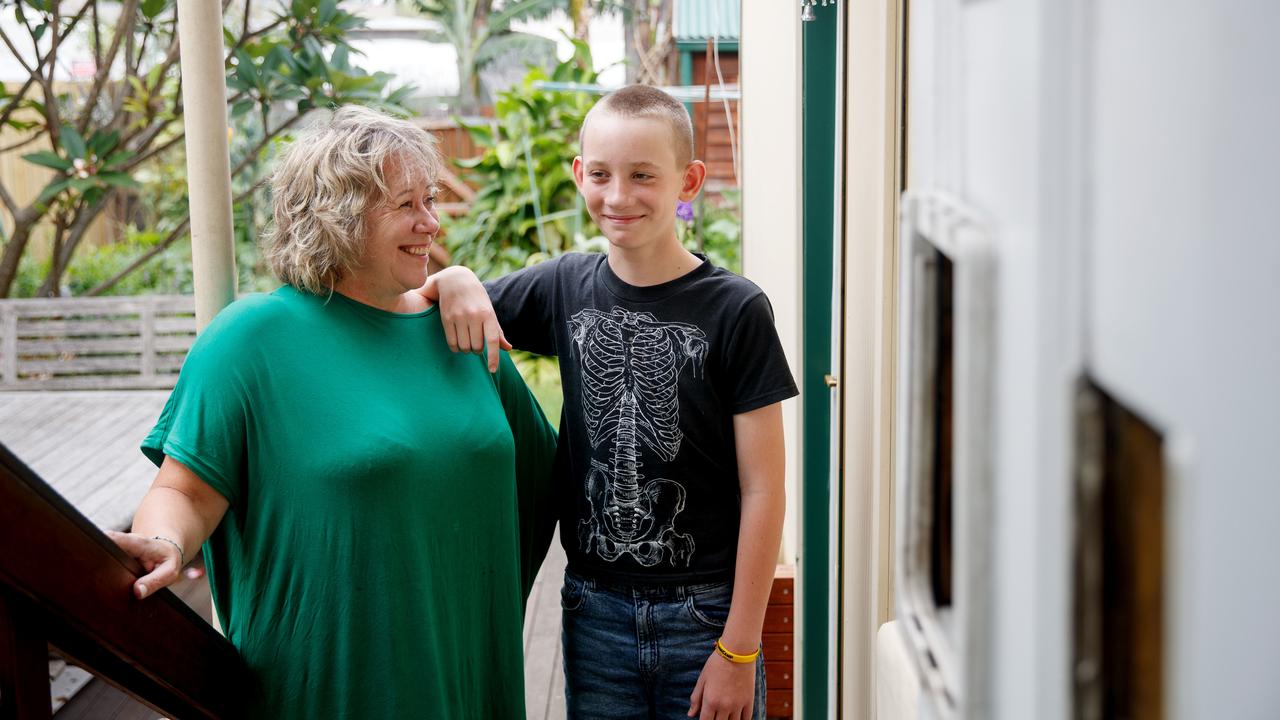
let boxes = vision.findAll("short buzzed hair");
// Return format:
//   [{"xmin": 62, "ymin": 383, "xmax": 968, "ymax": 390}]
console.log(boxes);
[{"xmin": 580, "ymin": 85, "xmax": 695, "ymax": 165}]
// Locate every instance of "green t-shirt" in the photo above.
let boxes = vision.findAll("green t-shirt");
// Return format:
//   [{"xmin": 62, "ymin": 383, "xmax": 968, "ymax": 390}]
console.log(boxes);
[{"xmin": 142, "ymin": 285, "xmax": 557, "ymax": 719}]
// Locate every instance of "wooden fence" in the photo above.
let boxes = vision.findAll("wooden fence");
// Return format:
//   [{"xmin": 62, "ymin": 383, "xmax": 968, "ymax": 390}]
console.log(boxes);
[{"xmin": 0, "ymin": 295, "xmax": 196, "ymax": 391}]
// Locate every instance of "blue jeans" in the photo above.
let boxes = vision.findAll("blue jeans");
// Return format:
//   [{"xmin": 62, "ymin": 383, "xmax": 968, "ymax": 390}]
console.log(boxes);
[{"xmin": 560, "ymin": 569, "xmax": 766, "ymax": 720}]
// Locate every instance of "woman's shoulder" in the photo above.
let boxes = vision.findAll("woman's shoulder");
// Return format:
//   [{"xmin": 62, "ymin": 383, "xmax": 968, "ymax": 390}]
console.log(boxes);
[{"xmin": 193, "ymin": 286, "xmax": 307, "ymax": 347}]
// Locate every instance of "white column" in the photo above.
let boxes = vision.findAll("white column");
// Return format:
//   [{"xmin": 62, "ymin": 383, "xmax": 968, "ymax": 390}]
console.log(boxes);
[
  {"xmin": 176, "ymin": 0, "xmax": 236, "ymax": 332},
  {"xmin": 741, "ymin": 0, "xmax": 802, "ymax": 563}
]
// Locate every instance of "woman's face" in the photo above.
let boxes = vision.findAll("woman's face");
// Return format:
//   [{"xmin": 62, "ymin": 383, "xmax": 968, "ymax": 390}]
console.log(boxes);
[{"xmin": 352, "ymin": 157, "xmax": 440, "ymax": 296}]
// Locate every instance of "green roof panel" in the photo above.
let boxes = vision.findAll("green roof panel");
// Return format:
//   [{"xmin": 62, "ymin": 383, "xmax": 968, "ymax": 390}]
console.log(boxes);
[{"xmin": 675, "ymin": 0, "xmax": 740, "ymax": 43}]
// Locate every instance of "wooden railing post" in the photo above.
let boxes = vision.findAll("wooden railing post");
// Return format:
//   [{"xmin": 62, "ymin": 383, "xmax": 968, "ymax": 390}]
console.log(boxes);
[
  {"xmin": 139, "ymin": 301, "xmax": 157, "ymax": 380},
  {"xmin": 0, "ymin": 307, "xmax": 16, "ymax": 386},
  {"xmin": 0, "ymin": 589, "xmax": 51, "ymax": 720}
]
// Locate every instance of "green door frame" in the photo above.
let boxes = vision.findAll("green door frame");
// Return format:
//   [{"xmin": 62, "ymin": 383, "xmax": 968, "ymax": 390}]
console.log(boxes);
[{"xmin": 801, "ymin": 2, "xmax": 841, "ymax": 717}]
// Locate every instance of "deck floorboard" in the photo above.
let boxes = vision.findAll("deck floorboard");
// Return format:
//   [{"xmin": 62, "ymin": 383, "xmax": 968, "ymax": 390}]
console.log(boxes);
[{"xmin": 0, "ymin": 391, "xmax": 167, "ymax": 531}]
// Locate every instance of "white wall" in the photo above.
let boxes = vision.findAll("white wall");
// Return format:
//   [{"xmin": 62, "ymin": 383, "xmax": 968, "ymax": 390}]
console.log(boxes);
[
  {"xmin": 1088, "ymin": 3, "xmax": 1280, "ymax": 717},
  {"xmin": 740, "ymin": 1, "xmax": 802, "ymax": 562},
  {"xmin": 904, "ymin": 1, "xmax": 1280, "ymax": 718}
]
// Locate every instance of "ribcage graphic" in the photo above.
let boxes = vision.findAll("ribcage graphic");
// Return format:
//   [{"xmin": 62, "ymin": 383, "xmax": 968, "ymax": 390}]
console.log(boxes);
[{"xmin": 569, "ymin": 308, "xmax": 707, "ymax": 460}]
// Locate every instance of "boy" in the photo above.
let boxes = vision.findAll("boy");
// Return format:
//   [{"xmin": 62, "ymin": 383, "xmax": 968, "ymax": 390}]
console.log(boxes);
[{"xmin": 423, "ymin": 85, "xmax": 797, "ymax": 720}]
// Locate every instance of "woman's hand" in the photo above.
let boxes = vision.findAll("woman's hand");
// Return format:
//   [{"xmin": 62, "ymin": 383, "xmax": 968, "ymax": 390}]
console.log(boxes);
[
  {"xmin": 104, "ymin": 531, "xmax": 200, "ymax": 599},
  {"xmin": 419, "ymin": 266, "xmax": 511, "ymax": 372},
  {"xmin": 114, "ymin": 456, "xmax": 228, "ymax": 599}
]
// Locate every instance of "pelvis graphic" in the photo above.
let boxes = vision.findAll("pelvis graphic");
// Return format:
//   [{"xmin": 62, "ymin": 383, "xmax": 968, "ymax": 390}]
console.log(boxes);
[{"xmin": 569, "ymin": 307, "xmax": 708, "ymax": 567}]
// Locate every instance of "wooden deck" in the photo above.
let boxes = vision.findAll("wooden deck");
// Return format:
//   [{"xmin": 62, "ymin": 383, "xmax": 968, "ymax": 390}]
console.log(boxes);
[
  {"xmin": 524, "ymin": 532, "xmax": 568, "ymax": 720},
  {"xmin": 0, "ymin": 388, "xmax": 568, "ymax": 718},
  {"xmin": 0, "ymin": 391, "xmax": 168, "ymax": 532}
]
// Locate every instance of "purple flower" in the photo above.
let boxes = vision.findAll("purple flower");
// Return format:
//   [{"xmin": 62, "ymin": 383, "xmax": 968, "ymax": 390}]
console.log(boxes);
[{"xmin": 676, "ymin": 200, "xmax": 695, "ymax": 223}]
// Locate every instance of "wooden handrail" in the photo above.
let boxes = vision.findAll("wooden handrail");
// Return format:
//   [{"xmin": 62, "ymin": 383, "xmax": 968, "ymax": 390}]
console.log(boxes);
[{"xmin": 0, "ymin": 441, "xmax": 247, "ymax": 719}]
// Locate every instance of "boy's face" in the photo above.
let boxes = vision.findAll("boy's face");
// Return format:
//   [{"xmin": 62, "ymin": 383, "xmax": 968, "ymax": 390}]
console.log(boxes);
[{"xmin": 573, "ymin": 112, "xmax": 705, "ymax": 254}]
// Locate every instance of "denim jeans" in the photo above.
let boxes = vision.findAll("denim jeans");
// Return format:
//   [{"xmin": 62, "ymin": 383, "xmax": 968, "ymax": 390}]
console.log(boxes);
[{"xmin": 560, "ymin": 569, "xmax": 767, "ymax": 720}]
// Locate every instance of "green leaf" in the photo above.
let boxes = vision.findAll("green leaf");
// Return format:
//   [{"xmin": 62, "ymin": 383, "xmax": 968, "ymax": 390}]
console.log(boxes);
[
  {"xmin": 35, "ymin": 178, "xmax": 73, "ymax": 204},
  {"xmin": 101, "ymin": 149, "xmax": 135, "ymax": 169},
  {"xmin": 31, "ymin": 23, "xmax": 46, "ymax": 41},
  {"xmin": 233, "ymin": 50, "xmax": 260, "ymax": 89},
  {"xmin": 22, "ymin": 150, "xmax": 71, "ymax": 172},
  {"xmin": 59, "ymin": 125, "xmax": 86, "ymax": 159},
  {"xmin": 142, "ymin": 0, "xmax": 167, "ymax": 19},
  {"xmin": 487, "ymin": 0, "xmax": 555, "ymax": 32},
  {"xmin": 68, "ymin": 177, "xmax": 98, "ymax": 192},
  {"xmin": 98, "ymin": 172, "xmax": 141, "ymax": 190},
  {"xmin": 86, "ymin": 129, "xmax": 120, "ymax": 158},
  {"xmin": 495, "ymin": 141, "xmax": 517, "ymax": 169},
  {"xmin": 319, "ymin": 0, "xmax": 337, "ymax": 23}
]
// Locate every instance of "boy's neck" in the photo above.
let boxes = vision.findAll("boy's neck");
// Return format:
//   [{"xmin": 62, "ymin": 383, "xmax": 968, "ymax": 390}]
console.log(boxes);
[{"xmin": 606, "ymin": 237, "xmax": 703, "ymax": 287}]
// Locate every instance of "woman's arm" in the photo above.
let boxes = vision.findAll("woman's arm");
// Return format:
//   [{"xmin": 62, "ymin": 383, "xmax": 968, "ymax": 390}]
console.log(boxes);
[
  {"xmin": 689, "ymin": 402, "xmax": 787, "ymax": 720},
  {"xmin": 106, "ymin": 456, "xmax": 229, "ymax": 600},
  {"xmin": 493, "ymin": 351, "xmax": 560, "ymax": 602}
]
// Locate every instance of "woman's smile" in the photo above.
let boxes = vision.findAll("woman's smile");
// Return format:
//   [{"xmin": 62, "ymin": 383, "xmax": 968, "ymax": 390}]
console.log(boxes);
[{"xmin": 400, "ymin": 243, "xmax": 432, "ymax": 257}]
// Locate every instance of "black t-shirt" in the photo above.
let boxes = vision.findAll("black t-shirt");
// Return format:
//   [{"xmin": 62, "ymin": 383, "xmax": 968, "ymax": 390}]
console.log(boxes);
[{"xmin": 487, "ymin": 252, "xmax": 798, "ymax": 584}]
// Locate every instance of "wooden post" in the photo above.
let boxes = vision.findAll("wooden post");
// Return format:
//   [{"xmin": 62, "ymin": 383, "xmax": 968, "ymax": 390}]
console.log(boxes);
[
  {"xmin": 0, "ymin": 308, "xmax": 16, "ymax": 385},
  {"xmin": 176, "ymin": 0, "xmax": 236, "ymax": 333},
  {"xmin": 0, "ymin": 590, "xmax": 50, "ymax": 720},
  {"xmin": 139, "ymin": 301, "xmax": 156, "ymax": 380}
]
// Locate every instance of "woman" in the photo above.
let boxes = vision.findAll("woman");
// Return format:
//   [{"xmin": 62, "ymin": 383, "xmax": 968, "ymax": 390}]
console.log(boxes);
[{"xmin": 107, "ymin": 106, "xmax": 557, "ymax": 718}]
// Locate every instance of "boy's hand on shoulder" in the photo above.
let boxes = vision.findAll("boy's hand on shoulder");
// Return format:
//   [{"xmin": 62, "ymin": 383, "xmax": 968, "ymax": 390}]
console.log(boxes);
[
  {"xmin": 688, "ymin": 650, "xmax": 757, "ymax": 720},
  {"xmin": 418, "ymin": 266, "xmax": 511, "ymax": 373}
]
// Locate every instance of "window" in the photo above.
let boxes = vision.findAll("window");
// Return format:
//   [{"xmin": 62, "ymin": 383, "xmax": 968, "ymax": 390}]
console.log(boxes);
[
  {"xmin": 894, "ymin": 192, "xmax": 994, "ymax": 717},
  {"xmin": 1073, "ymin": 380, "xmax": 1165, "ymax": 720}
]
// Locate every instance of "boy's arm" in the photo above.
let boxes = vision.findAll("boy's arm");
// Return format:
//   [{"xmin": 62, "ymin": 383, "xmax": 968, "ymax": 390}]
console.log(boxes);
[
  {"xmin": 688, "ymin": 401, "xmax": 787, "ymax": 720},
  {"xmin": 419, "ymin": 266, "xmax": 510, "ymax": 373},
  {"xmin": 420, "ymin": 260, "xmax": 561, "ymax": 370}
]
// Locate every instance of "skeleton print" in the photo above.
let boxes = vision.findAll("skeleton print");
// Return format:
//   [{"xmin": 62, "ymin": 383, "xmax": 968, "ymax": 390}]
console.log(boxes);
[{"xmin": 569, "ymin": 307, "xmax": 709, "ymax": 567}]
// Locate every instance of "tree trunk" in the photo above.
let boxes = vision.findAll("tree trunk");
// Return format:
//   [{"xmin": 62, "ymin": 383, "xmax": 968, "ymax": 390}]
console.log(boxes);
[
  {"xmin": 36, "ymin": 189, "xmax": 118, "ymax": 296},
  {"xmin": 622, "ymin": 0, "xmax": 673, "ymax": 85},
  {"xmin": 570, "ymin": 0, "xmax": 590, "ymax": 43},
  {"xmin": 0, "ymin": 208, "xmax": 43, "ymax": 298},
  {"xmin": 463, "ymin": 0, "xmax": 493, "ymax": 114},
  {"xmin": 35, "ymin": 214, "xmax": 69, "ymax": 297}
]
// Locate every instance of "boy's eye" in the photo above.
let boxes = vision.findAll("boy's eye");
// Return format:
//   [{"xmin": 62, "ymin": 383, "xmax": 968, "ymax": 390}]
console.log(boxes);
[
  {"xmin": 589, "ymin": 171, "xmax": 608, "ymax": 179},
  {"xmin": 633, "ymin": 173, "xmax": 652, "ymax": 181}
]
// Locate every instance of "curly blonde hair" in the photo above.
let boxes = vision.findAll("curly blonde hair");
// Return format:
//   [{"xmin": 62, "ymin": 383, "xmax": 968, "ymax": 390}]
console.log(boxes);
[{"xmin": 262, "ymin": 105, "xmax": 442, "ymax": 294}]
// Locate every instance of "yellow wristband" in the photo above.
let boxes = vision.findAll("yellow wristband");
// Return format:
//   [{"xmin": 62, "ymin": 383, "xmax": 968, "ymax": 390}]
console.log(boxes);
[{"xmin": 715, "ymin": 638, "xmax": 761, "ymax": 664}]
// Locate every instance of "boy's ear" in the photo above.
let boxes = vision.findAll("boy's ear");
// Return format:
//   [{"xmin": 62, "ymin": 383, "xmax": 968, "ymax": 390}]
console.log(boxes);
[
  {"xmin": 572, "ymin": 156, "xmax": 585, "ymax": 190},
  {"xmin": 679, "ymin": 160, "xmax": 708, "ymax": 202}
]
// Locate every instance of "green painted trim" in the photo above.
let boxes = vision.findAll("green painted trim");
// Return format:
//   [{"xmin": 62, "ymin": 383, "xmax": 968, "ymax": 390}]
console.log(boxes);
[
  {"xmin": 801, "ymin": 3, "xmax": 839, "ymax": 717},
  {"xmin": 680, "ymin": 50, "xmax": 694, "ymax": 119},
  {"xmin": 675, "ymin": 40, "xmax": 739, "ymax": 52}
]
